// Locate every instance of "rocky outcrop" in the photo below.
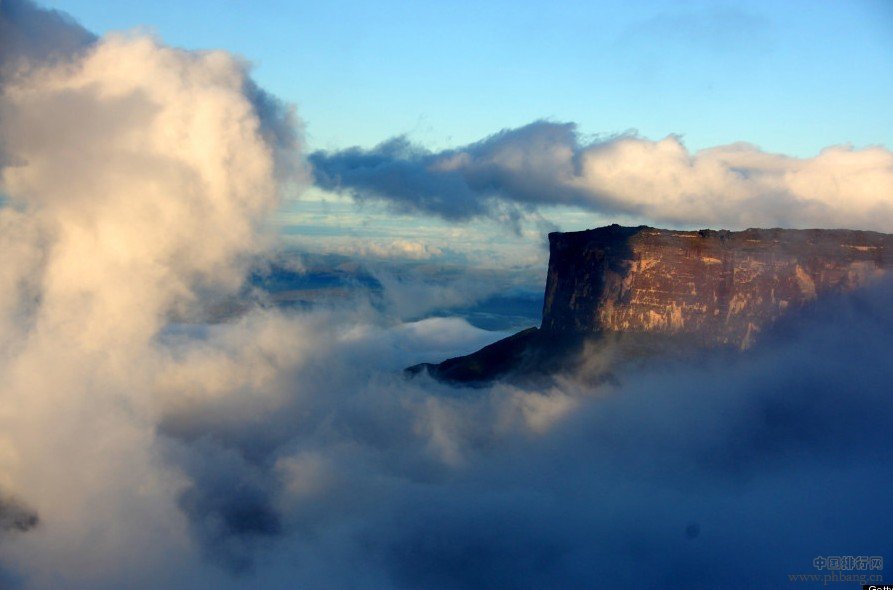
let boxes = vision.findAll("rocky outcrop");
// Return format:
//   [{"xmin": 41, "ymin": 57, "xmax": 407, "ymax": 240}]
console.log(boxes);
[
  {"xmin": 409, "ymin": 224, "xmax": 893, "ymax": 384},
  {"xmin": 542, "ymin": 225, "xmax": 893, "ymax": 349}
]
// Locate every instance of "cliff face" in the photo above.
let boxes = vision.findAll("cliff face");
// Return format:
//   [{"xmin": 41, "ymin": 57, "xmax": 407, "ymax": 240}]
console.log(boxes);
[
  {"xmin": 542, "ymin": 225, "xmax": 893, "ymax": 349},
  {"xmin": 409, "ymin": 224, "xmax": 893, "ymax": 385}
]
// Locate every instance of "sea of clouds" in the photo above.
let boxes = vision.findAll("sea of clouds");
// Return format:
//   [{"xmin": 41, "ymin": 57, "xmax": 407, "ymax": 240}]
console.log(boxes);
[{"xmin": 1, "ymin": 2, "xmax": 892, "ymax": 589}]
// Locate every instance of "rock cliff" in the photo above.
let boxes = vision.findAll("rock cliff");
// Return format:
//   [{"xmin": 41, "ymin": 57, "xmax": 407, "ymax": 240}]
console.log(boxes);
[
  {"xmin": 542, "ymin": 224, "xmax": 893, "ymax": 349},
  {"xmin": 408, "ymin": 224, "xmax": 893, "ymax": 384}
]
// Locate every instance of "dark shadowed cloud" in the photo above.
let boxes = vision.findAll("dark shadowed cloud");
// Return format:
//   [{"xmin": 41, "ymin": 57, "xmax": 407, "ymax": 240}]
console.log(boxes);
[
  {"xmin": 312, "ymin": 136, "xmax": 491, "ymax": 221},
  {"xmin": 0, "ymin": 0, "xmax": 95, "ymax": 169},
  {"xmin": 0, "ymin": 494, "xmax": 38, "ymax": 588},
  {"xmin": 0, "ymin": 0, "xmax": 95, "ymax": 77},
  {"xmin": 0, "ymin": 496, "xmax": 38, "ymax": 535}
]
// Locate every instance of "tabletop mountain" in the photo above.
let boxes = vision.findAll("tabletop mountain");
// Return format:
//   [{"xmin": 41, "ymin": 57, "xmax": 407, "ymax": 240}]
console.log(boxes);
[{"xmin": 408, "ymin": 224, "xmax": 893, "ymax": 385}]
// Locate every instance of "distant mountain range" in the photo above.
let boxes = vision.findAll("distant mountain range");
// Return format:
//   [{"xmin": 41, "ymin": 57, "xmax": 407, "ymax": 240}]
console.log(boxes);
[{"xmin": 408, "ymin": 224, "xmax": 893, "ymax": 385}]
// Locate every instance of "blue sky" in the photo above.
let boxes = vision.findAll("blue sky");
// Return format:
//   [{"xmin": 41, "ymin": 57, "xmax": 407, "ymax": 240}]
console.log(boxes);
[
  {"xmin": 42, "ymin": 0, "xmax": 893, "ymax": 157},
  {"xmin": 28, "ymin": 0, "xmax": 893, "ymax": 273}
]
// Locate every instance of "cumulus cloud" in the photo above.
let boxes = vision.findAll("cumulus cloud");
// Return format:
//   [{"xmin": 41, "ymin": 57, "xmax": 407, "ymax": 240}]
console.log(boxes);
[
  {"xmin": 311, "ymin": 121, "xmax": 893, "ymax": 231},
  {"xmin": 0, "ymin": 0, "xmax": 303, "ymax": 585}
]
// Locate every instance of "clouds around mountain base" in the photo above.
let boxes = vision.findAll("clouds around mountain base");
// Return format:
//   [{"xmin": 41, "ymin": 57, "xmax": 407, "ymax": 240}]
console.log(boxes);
[{"xmin": 1, "ymin": 1, "xmax": 891, "ymax": 588}]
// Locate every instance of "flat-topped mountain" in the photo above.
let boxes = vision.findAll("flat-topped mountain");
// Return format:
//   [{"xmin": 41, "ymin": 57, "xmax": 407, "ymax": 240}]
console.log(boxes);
[
  {"xmin": 408, "ymin": 224, "xmax": 893, "ymax": 385},
  {"xmin": 542, "ymin": 224, "xmax": 892, "ymax": 347}
]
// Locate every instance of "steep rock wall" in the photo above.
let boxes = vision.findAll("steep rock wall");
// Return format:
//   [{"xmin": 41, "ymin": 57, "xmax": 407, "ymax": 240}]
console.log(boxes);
[{"xmin": 542, "ymin": 225, "xmax": 893, "ymax": 349}]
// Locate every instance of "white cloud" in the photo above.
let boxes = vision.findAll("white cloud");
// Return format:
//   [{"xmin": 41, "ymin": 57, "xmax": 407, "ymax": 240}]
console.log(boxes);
[
  {"xmin": 312, "ymin": 121, "xmax": 893, "ymax": 231},
  {"xmin": 0, "ymin": 5, "xmax": 304, "ymax": 584}
]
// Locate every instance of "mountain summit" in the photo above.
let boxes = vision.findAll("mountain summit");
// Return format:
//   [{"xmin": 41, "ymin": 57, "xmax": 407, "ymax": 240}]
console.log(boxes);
[{"xmin": 408, "ymin": 224, "xmax": 893, "ymax": 385}]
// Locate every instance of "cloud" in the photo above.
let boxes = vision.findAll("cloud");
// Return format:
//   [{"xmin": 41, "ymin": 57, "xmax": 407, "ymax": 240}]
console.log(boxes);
[
  {"xmin": 325, "ymin": 239, "xmax": 445, "ymax": 261},
  {"xmin": 311, "ymin": 121, "xmax": 893, "ymax": 231},
  {"xmin": 0, "ymin": 0, "xmax": 95, "ymax": 170},
  {"xmin": 0, "ymin": 1, "xmax": 304, "ymax": 585},
  {"xmin": 0, "ymin": 496, "xmax": 38, "ymax": 535},
  {"xmin": 152, "ymin": 279, "xmax": 893, "ymax": 589},
  {"xmin": 0, "ymin": 0, "xmax": 95, "ymax": 79},
  {"xmin": 1, "ymin": 2, "xmax": 891, "ymax": 589},
  {"xmin": 0, "ymin": 494, "xmax": 38, "ymax": 589},
  {"xmin": 312, "ymin": 136, "xmax": 490, "ymax": 221}
]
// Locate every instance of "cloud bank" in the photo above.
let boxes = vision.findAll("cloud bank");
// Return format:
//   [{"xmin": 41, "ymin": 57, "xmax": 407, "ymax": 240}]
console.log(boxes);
[
  {"xmin": 311, "ymin": 121, "xmax": 893, "ymax": 231},
  {"xmin": 153, "ymin": 277, "xmax": 893, "ymax": 590}
]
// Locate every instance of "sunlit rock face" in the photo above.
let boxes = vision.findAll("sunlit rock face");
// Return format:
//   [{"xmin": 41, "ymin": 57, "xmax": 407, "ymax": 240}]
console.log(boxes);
[
  {"xmin": 542, "ymin": 225, "xmax": 893, "ymax": 349},
  {"xmin": 410, "ymin": 224, "xmax": 893, "ymax": 385}
]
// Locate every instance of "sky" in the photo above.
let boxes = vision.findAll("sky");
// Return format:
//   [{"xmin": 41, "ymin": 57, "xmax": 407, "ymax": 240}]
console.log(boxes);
[
  {"xmin": 1, "ymin": 2, "xmax": 893, "ymax": 588},
  {"xmin": 35, "ymin": 0, "xmax": 893, "ymax": 272},
  {"xmin": 40, "ymin": 0, "xmax": 893, "ymax": 157}
]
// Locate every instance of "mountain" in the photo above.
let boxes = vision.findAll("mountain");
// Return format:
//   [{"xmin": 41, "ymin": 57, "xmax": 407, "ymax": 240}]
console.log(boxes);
[{"xmin": 407, "ymin": 224, "xmax": 893, "ymax": 385}]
